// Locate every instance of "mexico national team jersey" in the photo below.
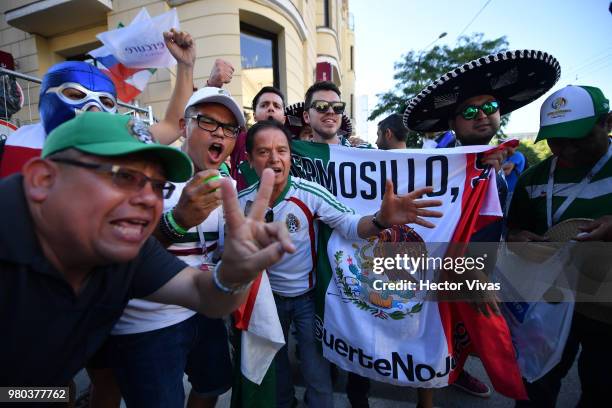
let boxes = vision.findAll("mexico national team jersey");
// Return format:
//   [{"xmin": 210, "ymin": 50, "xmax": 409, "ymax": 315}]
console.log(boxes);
[{"xmin": 238, "ymin": 176, "xmax": 361, "ymax": 297}]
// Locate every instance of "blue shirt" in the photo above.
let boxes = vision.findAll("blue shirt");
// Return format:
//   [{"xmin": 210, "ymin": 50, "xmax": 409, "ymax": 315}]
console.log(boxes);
[{"xmin": 504, "ymin": 151, "xmax": 526, "ymax": 193}]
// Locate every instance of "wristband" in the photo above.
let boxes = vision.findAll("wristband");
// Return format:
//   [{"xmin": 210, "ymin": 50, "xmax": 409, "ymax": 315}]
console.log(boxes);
[
  {"xmin": 212, "ymin": 261, "xmax": 252, "ymax": 295},
  {"xmin": 372, "ymin": 212, "xmax": 388, "ymax": 230},
  {"xmin": 166, "ymin": 209, "xmax": 189, "ymax": 235}
]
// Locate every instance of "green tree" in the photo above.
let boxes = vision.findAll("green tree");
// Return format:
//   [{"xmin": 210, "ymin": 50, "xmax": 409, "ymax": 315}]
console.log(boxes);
[
  {"xmin": 370, "ymin": 33, "xmax": 509, "ymax": 146},
  {"xmin": 517, "ymin": 138, "xmax": 552, "ymax": 167}
]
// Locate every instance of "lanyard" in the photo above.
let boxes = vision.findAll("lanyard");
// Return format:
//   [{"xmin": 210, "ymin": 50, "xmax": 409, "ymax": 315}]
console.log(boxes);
[
  {"xmin": 196, "ymin": 224, "xmax": 209, "ymax": 261},
  {"xmin": 546, "ymin": 142, "xmax": 612, "ymax": 228}
]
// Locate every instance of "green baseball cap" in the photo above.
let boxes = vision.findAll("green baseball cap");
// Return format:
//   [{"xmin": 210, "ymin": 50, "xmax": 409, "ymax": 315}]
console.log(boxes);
[
  {"xmin": 536, "ymin": 85, "xmax": 610, "ymax": 142},
  {"xmin": 42, "ymin": 112, "xmax": 193, "ymax": 182}
]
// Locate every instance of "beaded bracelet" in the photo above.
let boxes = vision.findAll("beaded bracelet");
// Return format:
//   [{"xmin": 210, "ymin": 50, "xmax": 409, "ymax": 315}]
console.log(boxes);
[
  {"xmin": 212, "ymin": 261, "xmax": 252, "ymax": 295},
  {"xmin": 159, "ymin": 211, "xmax": 186, "ymax": 241}
]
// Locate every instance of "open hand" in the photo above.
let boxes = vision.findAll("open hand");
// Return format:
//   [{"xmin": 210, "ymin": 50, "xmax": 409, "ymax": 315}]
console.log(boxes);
[{"xmin": 378, "ymin": 181, "xmax": 443, "ymax": 229}]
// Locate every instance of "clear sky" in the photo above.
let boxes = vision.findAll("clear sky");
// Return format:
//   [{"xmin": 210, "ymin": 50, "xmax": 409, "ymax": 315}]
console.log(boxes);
[{"xmin": 349, "ymin": 0, "xmax": 612, "ymax": 142}]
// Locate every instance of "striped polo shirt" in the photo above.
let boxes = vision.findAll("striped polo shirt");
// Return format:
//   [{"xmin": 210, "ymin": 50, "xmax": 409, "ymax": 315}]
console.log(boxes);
[{"xmin": 508, "ymin": 150, "xmax": 612, "ymax": 235}]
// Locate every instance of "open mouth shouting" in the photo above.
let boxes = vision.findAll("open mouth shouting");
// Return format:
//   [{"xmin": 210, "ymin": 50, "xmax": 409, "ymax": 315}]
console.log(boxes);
[{"xmin": 207, "ymin": 142, "xmax": 225, "ymax": 164}]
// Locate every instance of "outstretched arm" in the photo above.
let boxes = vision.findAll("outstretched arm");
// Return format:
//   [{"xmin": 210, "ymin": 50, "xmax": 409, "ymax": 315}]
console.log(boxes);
[{"xmin": 147, "ymin": 169, "xmax": 296, "ymax": 317}]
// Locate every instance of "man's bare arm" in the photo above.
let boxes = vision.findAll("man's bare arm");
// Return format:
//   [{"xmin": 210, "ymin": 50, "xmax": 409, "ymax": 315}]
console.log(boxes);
[
  {"xmin": 146, "ymin": 169, "xmax": 296, "ymax": 316},
  {"xmin": 150, "ymin": 29, "xmax": 196, "ymax": 145}
]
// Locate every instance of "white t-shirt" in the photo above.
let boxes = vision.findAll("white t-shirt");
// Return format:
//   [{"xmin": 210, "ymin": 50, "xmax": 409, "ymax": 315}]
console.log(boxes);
[
  {"xmin": 238, "ymin": 176, "xmax": 361, "ymax": 297},
  {"xmin": 111, "ymin": 179, "xmax": 226, "ymax": 335}
]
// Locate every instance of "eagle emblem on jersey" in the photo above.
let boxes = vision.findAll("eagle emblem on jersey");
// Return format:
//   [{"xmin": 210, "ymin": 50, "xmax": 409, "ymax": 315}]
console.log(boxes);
[{"xmin": 285, "ymin": 213, "xmax": 300, "ymax": 233}]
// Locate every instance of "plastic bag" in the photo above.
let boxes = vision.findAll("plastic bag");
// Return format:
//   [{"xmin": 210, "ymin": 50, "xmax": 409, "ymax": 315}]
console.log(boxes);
[
  {"xmin": 97, "ymin": 8, "xmax": 179, "ymax": 69},
  {"xmin": 494, "ymin": 242, "xmax": 577, "ymax": 382}
]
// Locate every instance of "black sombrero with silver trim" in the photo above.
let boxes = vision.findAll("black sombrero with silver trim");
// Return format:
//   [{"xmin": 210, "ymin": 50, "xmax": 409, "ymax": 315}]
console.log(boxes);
[
  {"xmin": 403, "ymin": 49, "xmax": 561, "ymax": 132},
  {"xmin": 285, "ymin": 101, "xmax": 353, "ymax": 137}
]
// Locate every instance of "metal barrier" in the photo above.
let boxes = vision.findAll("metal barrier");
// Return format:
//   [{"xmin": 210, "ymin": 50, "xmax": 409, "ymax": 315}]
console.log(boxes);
[{"xmin": 0, "ymin": 67, "xmax": 155, "ymax": 126}]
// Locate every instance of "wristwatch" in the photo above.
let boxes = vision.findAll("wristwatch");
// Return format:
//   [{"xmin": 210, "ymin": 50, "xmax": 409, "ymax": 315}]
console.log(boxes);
[{"xmin": 372, "ymin": 212, "xmax": 388, "ymax": 230}]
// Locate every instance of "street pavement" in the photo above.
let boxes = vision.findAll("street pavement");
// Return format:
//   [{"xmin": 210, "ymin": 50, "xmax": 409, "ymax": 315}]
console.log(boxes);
[{"xmin": 75, "ymin": 338, "xmax": 581, "ymax": 407}]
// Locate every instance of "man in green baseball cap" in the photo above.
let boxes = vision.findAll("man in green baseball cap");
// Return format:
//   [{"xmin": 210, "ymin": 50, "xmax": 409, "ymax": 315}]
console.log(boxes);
[
  {"xmin": 42, "ymin": 111, "xmax": 194, "ymax": 182},
  {"xmin": 536, "ymin": 85, "xmax": 610, "ymax": 143},
  {"xmin": 508, "ymin": 85, "xmax": 612, "ymax": 407},
  {"xmin": 0, "ymin": 111, "xmax": 295, "ymax": 388}
]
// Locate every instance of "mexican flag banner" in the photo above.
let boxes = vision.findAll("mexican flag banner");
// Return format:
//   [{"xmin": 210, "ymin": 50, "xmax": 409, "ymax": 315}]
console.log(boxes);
[
  {"xmin": 231, "ymin": 271, "xmax": 284, "ymax": 408},
  {"xmin": 285, "ymin": 140, "xmax": 527, "ymax": 399}
]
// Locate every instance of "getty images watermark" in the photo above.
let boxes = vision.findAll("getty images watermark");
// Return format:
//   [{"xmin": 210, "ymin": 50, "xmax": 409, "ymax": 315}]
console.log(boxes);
[{"xmin": 371, "ymin": 253, "xmax": 501, "ymax": 292}]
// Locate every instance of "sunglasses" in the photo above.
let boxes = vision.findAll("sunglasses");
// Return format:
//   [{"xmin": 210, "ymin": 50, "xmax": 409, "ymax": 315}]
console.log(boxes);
[
  {"xmin": 187, "ymin": 114, "xmax": 240, "ymax": 139},
  {"xmin": 310, "ymin": 100, "xmax": 346, "ymax": 114},
  {"xmin": 51, "ymin": 158, "xmax": 175, "ymax": 199},
  {"xmin": 456, "ymin": 100, "xmax": 499, "ymax": 120}
]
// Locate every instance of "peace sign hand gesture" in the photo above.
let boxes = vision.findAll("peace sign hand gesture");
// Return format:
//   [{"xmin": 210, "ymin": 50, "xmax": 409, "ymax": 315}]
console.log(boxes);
[{"xmin": 217, "ymin": 169, "xmax": 296, "ymax": 288}]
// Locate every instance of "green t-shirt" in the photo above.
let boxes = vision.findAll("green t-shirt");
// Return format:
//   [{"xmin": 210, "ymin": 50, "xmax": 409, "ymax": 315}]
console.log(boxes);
[{"xmin": 508, "ymin": 154, "xmax": 612, "ymax": 235}]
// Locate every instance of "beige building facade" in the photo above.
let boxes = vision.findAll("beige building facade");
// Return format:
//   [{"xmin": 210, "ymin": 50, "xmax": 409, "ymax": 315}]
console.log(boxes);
[{"xmin": 1, "ymin": 0, "xmax": 355, "ymax": 129}]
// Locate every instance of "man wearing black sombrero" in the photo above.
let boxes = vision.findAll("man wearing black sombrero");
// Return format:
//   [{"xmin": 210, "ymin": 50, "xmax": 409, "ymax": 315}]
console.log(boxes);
[{"xmin": 404, "ymin": 49, "xmax": 561, "ymax": 402}]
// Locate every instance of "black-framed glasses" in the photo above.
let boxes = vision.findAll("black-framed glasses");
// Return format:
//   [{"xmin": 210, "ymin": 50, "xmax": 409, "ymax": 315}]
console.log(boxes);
[
  {"xmin": 50, "ymin": 158, "xmax": 175, "ymax": 199},
  {"xmin": 310, "ymin": 100, "xmax": 346, "ymax": 114},
  {"xmin": 187, "ymin": 114, "xmax": 240, "ymax": 138},
  {"xmin": 456, "ymin": 100, "xmax": 499, "ymax": 120}
]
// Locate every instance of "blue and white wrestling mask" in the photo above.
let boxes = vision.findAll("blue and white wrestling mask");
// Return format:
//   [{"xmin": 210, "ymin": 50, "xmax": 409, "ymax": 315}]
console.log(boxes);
[{"xmin": 39, "ymin": 61, "xmax": 117, "ymax": 134}]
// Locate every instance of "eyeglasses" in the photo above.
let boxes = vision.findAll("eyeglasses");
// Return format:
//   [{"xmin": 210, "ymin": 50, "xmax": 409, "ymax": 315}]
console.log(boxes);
[
  {"xmin": 310, "ymin": 100, "xmax": 346, "ymax": 114},
  {"xmin": 456, "ymin": 100, "xmax": 499, "ymax": 120},
  {"xmin": 188, "ymin": 114, "xmax": 240, "ymax": 138},
  {"xmin": 50, "ymin": 158, "xmax": 175, "ymax": 199}
]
